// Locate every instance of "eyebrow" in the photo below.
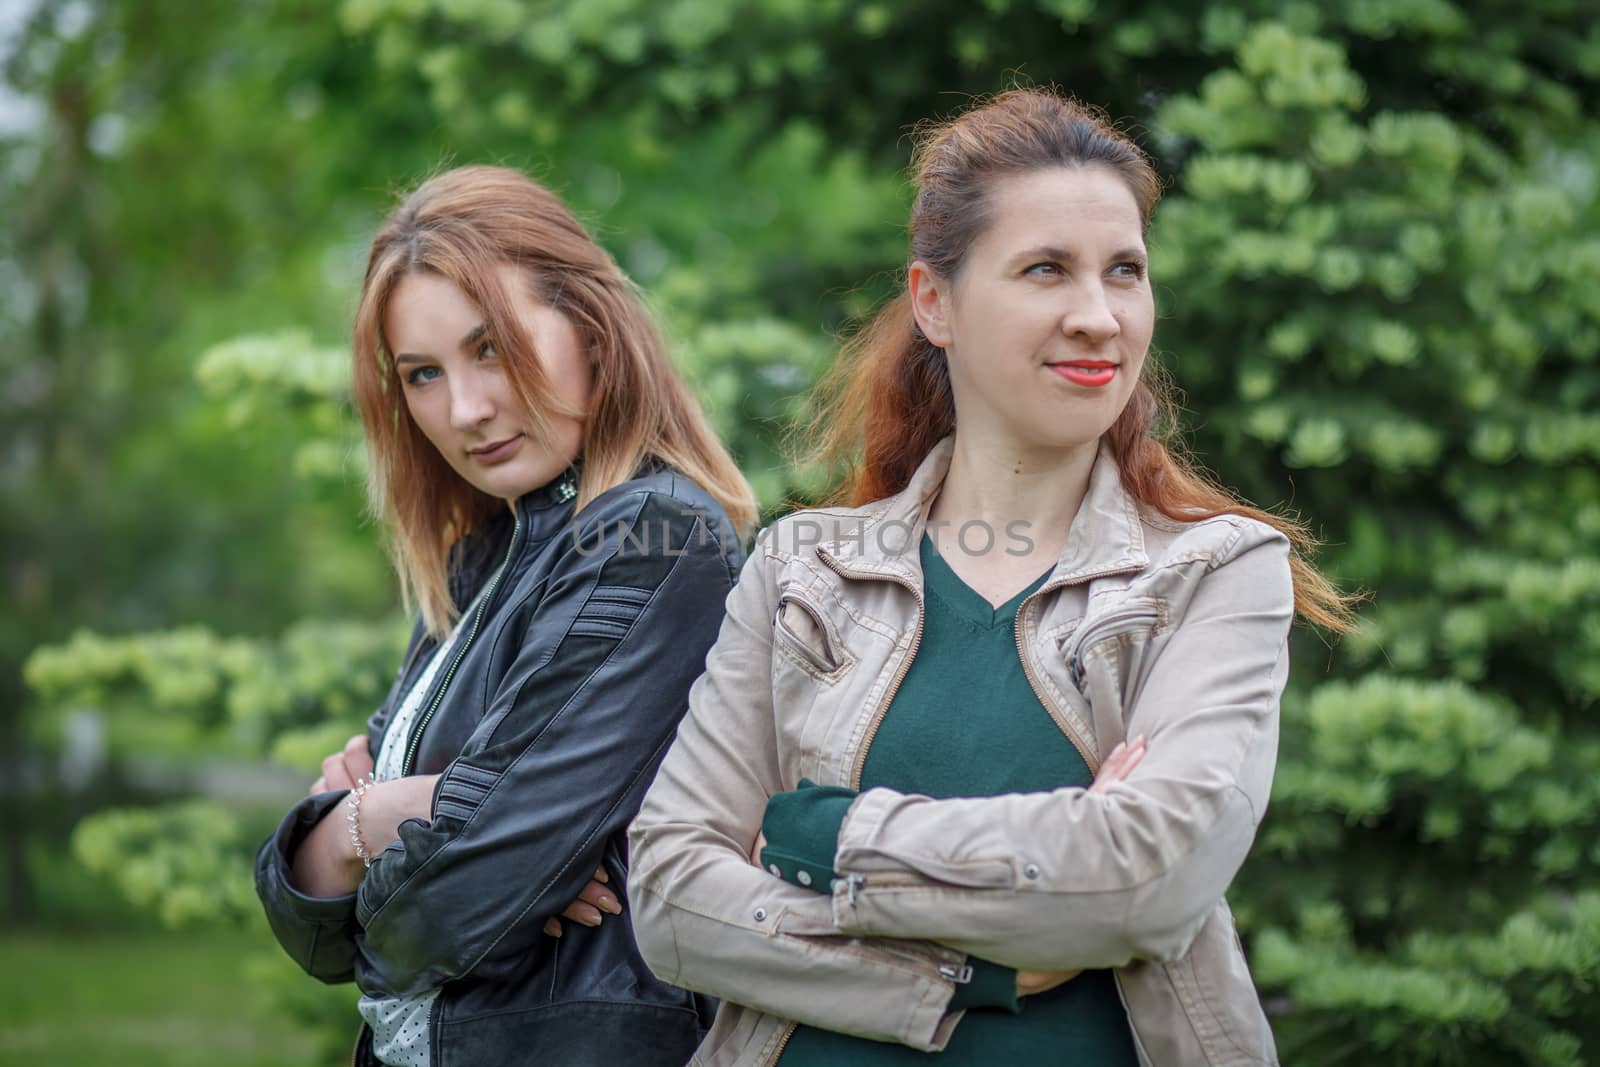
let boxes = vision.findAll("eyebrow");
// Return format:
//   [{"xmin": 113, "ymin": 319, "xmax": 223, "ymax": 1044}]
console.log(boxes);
[
  {"xmin": 1012, "ymin": 244, "xmax": 1148, "ymax": 265},
  {"xmin": 393, "ymin": 322, "xmax": 488, "ymax": 365}
]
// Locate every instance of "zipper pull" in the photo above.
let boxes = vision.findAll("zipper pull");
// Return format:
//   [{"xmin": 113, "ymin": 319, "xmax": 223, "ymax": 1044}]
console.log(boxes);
[
  {"xmin": 938, "ymin": 963, "xmax": 975, "ymax": 984},
  {"xmin": 846, "ymin": 872, "xmax": 867, "ymax": 907},
  {"xmin": 1068, "ymin": 655, "xmax": 1085, "ymax": 689}
]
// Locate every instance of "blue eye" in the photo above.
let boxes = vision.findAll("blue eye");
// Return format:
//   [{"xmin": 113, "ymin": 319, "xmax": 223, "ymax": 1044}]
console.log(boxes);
[
  {"xmin": 478, "ymin": 340, "xmax": 498, "ymax": 359},
  {"xmin": 405, "ymin": 365, "xmax": 440, "ymax": 386},
  {"xmin": 1111, "ymin": 261, "xmax": 1147, "ymax": 280},
  {"xmin": 1025, "ymin": 262, "xmax": 1062, "ymax": 277}
]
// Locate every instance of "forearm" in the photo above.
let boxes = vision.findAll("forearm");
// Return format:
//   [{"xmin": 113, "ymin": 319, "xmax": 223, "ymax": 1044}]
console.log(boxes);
[
  {"xmin": 630, "ymin": 693, "xmax": 970, "ymax": 1047},
  {"xmin": 829, "ymin": 782, "xmax": 1260, "ymax": 968},
  {"xmin": 827, "ymin": 538, "xmax": 1293, "ymax": 966},
  {"xmin": 288, "ymin": 802, "xmax": 366, "ymax": 898},
  {"xmin": 254, "ymin": 792, "xmax": 361, "ymax": 983},
  {"xmin": 288, "ymin": 775, "xmax": 440, "ymax": 900},
  {"xmin": 629, "ymin": 823, "xmax": 972, "ymax": 1051}
]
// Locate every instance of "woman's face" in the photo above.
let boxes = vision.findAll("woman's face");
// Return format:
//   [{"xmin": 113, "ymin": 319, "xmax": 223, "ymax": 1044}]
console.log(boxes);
[
  {"xmin": 910, "ymin": 165, "xmax": 1154, "ymax": 456},
  {"xmin": 385, "ymin": 265, "xmax": 592, "ymax": 502}
]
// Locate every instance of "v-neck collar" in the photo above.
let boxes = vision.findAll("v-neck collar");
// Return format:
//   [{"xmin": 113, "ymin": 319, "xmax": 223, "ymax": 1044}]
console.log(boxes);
[{"xmin": 919, "ymin": 535, "xmax": 1052, "ymax": 630}]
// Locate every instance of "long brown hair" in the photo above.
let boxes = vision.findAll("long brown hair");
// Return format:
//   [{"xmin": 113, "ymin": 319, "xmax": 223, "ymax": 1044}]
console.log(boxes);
[
  {"xmin": 807, "ymin": 89, "xmax": 1359, "ymax": 632},
  {"xmin": 353, "ymin": 165, "xmax": 758, "ymax": 636}
]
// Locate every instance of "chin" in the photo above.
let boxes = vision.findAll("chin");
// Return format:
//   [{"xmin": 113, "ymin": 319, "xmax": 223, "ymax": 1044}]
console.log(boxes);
[{"xmin": 1017, "ymin": 417, "xmax": 1106, "ymax": 454}]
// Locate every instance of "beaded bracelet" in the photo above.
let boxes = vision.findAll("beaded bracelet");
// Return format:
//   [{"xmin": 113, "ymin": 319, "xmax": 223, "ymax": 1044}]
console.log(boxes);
[{"xmin": 344, "ymin": 776, "xmax": 378, "ymax": 869}]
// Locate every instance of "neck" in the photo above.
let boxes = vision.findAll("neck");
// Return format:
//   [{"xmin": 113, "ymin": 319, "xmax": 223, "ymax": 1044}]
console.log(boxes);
[{"xmin": 927, "ymin": 432, "xmax": 1099, "ymax": 558}]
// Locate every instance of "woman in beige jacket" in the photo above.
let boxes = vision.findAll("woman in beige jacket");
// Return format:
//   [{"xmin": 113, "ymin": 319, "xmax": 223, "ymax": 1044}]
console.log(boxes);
[{"xmin": 628, "ymin": 89, "xmax": 1358, "ymax": 1067}]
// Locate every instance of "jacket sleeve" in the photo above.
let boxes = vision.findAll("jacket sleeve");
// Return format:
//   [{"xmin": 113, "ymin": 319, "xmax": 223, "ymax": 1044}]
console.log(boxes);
[
  {"xmin": 252, "ymin": 628, "xmax": 425, "ymax": 985},
  {"xmin": 351, "ymin": 490, "xmax": 736, "ymax": 998},
  {"xmin": 826, "ymin": 528, "xmax": 1294, "ymax": 970},
  {"xmin": 627, "ymin": 528, "xmax": 981, "ymax": 1053},
  {"xmin": 253, "ymin": 790, "xmax": 360, "ymax": 983},
  {"xmin": 758, "ymin": 783, "xmax": 1020, "ymax": 1013}
]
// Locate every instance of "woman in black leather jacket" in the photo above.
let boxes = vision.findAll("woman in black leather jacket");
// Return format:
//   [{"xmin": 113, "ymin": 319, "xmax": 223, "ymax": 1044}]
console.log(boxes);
[{"xmin": 254, "ymin": 164, "xmax": 757, "ymax": 1066}]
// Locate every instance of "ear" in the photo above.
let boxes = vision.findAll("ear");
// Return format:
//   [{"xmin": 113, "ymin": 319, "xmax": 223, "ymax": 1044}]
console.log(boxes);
[{"xmin": 907, "ymin": 260, "xmax": 953, "ymax": 349}]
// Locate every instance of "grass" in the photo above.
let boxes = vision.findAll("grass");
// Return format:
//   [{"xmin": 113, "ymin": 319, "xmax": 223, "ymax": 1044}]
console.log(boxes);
[{"xmin": 0, "ymin": 926, "xmax": 334, "ymax": 1066}]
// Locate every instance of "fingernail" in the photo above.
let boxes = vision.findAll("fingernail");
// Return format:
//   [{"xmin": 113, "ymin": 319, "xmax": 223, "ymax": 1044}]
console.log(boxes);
[
  {"xmin": 546, "ymin": 924, "xmax": 562, "ymax": 939},
  {"xmin": 600, "ymin": 895, "xmax": 622, "ymax": 915},
  {"xmin": 594, "ymin": 868, "xmax": 609, "ymax": 883},
  {"xmin": 583, "ymin": 913, "xmax": 602, "ymax": 927}
]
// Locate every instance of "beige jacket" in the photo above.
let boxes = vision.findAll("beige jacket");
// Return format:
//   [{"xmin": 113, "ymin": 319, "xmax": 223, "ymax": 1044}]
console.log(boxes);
[{"xmin": 628, "ymin": 437, "xmax": 1293, "ymax": 1066}]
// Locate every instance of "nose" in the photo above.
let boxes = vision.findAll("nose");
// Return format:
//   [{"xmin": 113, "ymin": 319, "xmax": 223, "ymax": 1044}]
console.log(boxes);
[
  {"xmin": 1061, "ymin": 281, "xmax": 1120, "ymax": 346},
  {"xmin": 448, "ymin": 366, "xmax": 496, "ymax": 431}
]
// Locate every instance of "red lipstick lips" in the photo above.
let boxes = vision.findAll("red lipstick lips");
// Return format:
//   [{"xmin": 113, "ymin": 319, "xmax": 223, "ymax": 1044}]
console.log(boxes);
[{"xmin": 1048, "ymin": 361, "xmax": 1118, "ymax": 388}]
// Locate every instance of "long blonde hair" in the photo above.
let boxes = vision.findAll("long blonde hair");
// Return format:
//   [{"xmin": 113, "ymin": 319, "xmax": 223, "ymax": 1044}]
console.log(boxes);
[{"xmin": 353, "ymin": 165, "xmax": 757, "ymax": 636}]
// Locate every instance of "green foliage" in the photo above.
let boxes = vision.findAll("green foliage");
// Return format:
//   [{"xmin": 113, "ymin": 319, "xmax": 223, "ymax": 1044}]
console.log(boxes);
[
  {"xmin": 24, "ymin": 618, "xmax": 407, "ymax": 760},
  {"xmin": 7, "ymin": 0, "xmax": 1600, "ymax": 1061},
  {"xmin": 196, "ymin": 331, "xmax": 361, "ymax": 485},
  {"xmin": 1143, "ymin": 10, "xmax": 1600, "ymax": 1058},
  {"xmin": 70, "ymin": 802, "xmax": 259, "ymax": 928},
  {"xmin": 1254, "ymin": 895, "xmax": 1600, "ymax": 1065}
]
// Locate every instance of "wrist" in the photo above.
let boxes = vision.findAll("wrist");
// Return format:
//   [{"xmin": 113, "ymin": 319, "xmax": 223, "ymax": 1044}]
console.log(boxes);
[
  {"xmin": 351, "ymin": 774, "xmax": 439, "ymax": 860},
  {"xmin": 759, "ymin": 779, "xmax": 856, "ymax": 892},
  {"xmin": 952, "ymin": 957, "xmax": 1020, "ymax": 1014},
  {"xmin": 343, "ymin": 776, "xmax": 378, "ymax": 869}
]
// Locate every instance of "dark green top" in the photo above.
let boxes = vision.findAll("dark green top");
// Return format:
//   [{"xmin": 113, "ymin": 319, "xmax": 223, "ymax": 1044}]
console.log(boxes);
[{"xmin": 763, "ymin": 535, "xmax": 1139, "ymax": 1065}]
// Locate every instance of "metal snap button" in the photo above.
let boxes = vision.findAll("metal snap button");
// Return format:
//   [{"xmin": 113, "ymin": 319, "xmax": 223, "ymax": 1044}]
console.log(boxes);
[
  {"xmin": 767, "ymin": 863, "xmax": 783, "ymax": 878},
  {"xmin": 797, "ymin": 870, "xmax": 813, "ymax": 887},
  {"xmin": 1023, "ymin": 863, "xmax": 1041, "ymax": 880},
  {"xmin": 754, "ymin": 907, "xmax": 768, "ymax": 922}
]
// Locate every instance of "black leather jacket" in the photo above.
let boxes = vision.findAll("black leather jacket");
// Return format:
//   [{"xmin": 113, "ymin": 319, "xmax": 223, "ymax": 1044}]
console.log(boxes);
[{"xmin": 255, "ymin": 461, "xmax": 743, "ymax": 1065}]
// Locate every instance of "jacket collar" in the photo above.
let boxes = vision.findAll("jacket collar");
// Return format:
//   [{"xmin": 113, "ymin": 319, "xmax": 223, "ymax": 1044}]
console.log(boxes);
[
  {"xmin": 447, "ymin": 459, "xmax": 583, "ymax": 608},
  {"xmin": 513, "ymin": 457, "xmax": 583, "ymax": 521},
  {"xmin": 819, "ymin": 435, "xmax": 1149, "ymax": 590}
]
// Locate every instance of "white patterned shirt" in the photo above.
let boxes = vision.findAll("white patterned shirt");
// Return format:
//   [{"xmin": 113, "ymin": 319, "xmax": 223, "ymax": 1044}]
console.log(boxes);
[{"xmin": 357, "ymin": 588, "xmax": 485, "ymax": 1066}]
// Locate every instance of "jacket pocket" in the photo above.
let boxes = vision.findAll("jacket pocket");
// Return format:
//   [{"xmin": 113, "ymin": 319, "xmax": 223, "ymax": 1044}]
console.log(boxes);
[
  {"xmin": 1165, "ymin": 904, "xmax": 1277, "ymax": 1065},
  {"xmin": 773, "ymin": 593, "xmax": 852, "ymax": 682},
  {"xmin": 1066, "ymin": 597, "xmax": 1166, "ymax": 690}
]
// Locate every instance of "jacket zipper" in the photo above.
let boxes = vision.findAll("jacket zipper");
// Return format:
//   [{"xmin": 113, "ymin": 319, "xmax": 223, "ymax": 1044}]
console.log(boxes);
[
  {"xmin": 1065, "ymin": 605, "xmax": 1163, "ymax": 690},
  {"xmin": 1021, "ymin": 590, "xmax": 1159, "ymax": 1061},
  {"xmin": 763, "ymin": 1022, "xmax": 798, "ymax": 1066},
  {"xmin": 788, "ymin": 550, "xmax": 1149, "ymax": 1066},
  {"xmin": 400, "ymin": 511, "xmax": 523, "ymax": 777},
  {"xmin": 1014, "ymin": 584, "xmax": 1102, "ymax": 773},
  {"xmin": 774, "ymin": 593, "xmax": 843, "ymax": 674},
  {"xmin": 373, "ymin": 633, "xmax": 434, "ymax": 757},
  {"xmin": 813, "ymin": 550, "xmax": 926, "ymax": 791},
  {"xmin": 760, "ymin": 551, "xmax": 926, "ymax": 1067},
  {"xmin": 426, "ymin": 989, "xmax": 445, "ymax": 1066}
]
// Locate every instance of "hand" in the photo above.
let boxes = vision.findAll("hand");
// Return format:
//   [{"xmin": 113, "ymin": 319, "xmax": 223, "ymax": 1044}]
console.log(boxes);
[
  {"xmin": 542, "ymin": 866, "xmax": 623, "ymax": 937},
  {"xmin": 309, "ymin": 733, "xmax": 376, "ymax": 795},
  {"xmin": 1016, "ymin": 967, "xmax": 1083, "ymax": 997},
  {"xmin": 1013, "ymin": 738, "xmax": 1148, "ymax": 999},
  {"xmin": 1088, "ymin": 735, "xmax": 1146, "ymax": 795},
  {"xmin": 751, "ymin": 831, "xmax": 767, "ymax": 867}
]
